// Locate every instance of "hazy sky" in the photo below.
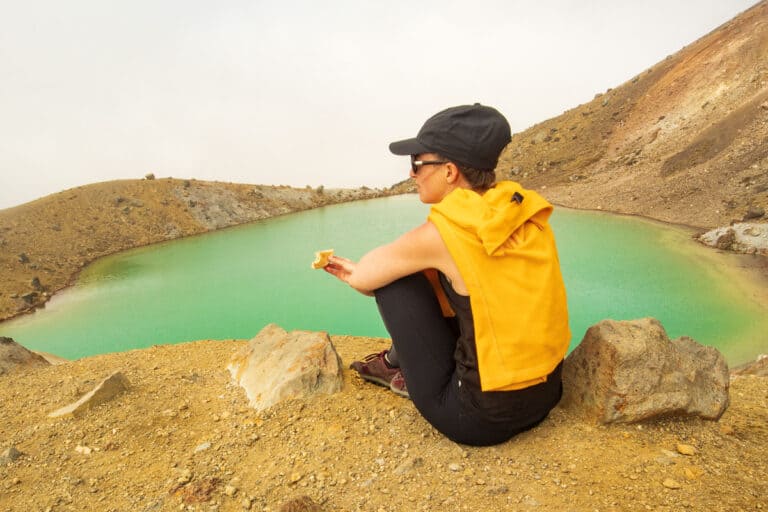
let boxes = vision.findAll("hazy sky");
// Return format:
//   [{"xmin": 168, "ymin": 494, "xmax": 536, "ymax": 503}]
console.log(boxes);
[{"xmin": 0, "ymin": 0, "xmax": 758, "ymax": 209}]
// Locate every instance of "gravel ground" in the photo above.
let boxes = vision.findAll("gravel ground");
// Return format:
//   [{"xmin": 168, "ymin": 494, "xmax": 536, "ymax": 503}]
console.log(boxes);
[{"xmin": 1, "ymin": 336, "xmax": 766, "ymax": 512}]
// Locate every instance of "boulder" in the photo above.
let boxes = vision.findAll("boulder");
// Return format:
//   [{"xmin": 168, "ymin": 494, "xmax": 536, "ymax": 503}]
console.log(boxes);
[
  {"xmin": 228, "ymin": 324, "xmax": 343, "ymax": 411},
  {"xmin": 697, "ymin": 222, "xmax": 768, "ymax": 255},
  {"xmin": 49, "ymin": 371, "xmax": 130, "ymax": 418},
  {"xmin": 561, "ymin": 318, "xmax": 729, "ymax": 423},
  {"xmin": 0, "ymin": 337, "xmax": 50, "ymax": 376}
]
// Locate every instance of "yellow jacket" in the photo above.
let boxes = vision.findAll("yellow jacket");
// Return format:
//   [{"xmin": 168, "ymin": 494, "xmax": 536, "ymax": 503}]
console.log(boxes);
[{"xmin": 428, "ymin": 181, "xmax": 571, "ymax": 391}]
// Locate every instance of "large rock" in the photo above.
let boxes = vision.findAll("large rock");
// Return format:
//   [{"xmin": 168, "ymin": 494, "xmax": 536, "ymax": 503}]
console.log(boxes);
[
  {"xmin": 696, "ymin": 222, "xmax": 768, "ymax": 255},
  {"xmin": 562, "ymin": 318, "xmax": 729, "ymax": 423},
  {"xmin": 49, "ymin": 371, "xmax": 130, "ymax": 418},
  {"xmin": 0, "ymin": 337, "xmax": 50, "ymax": 376},
  {"xmin": 228, "ymin": 324, "xmax": 343, "ymax": 411}
]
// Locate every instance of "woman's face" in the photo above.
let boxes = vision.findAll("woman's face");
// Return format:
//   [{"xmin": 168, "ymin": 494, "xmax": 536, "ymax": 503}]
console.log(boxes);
[{"xmin": 410, "ymin": 153, "xmax": 450, "ymax": 204}]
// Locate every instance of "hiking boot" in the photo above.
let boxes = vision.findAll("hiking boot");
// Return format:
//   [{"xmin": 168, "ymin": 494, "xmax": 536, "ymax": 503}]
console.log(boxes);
[
  {"xmin": 349, "ymin": 351, "xmax": 400, "ymax": 389},
  {"xmin": 389, "ymin": 370, "xmax": 410, "ymax": 399}
]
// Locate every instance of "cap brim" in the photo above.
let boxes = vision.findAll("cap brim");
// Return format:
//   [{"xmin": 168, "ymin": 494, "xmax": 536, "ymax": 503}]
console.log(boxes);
[{"xmin": 389, "ymin": 138, "xmax": 431, "ymax": 156}]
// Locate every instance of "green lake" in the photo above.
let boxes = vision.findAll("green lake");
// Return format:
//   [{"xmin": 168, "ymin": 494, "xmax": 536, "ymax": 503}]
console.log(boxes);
[{"xmin": 2, "ymin": 195, "xmax": 766, "ymax": 364}]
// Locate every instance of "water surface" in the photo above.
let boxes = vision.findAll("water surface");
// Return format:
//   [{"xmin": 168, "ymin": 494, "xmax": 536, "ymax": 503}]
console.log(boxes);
[{"xmin": 2, "ymin": 196, "xmax": 766, "ymax": 364}]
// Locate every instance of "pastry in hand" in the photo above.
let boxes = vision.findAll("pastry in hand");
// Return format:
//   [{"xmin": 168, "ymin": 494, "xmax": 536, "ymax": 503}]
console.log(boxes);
[{"xmin": 311, "ymin": 249, "xmax": 334, "ymax": 269}]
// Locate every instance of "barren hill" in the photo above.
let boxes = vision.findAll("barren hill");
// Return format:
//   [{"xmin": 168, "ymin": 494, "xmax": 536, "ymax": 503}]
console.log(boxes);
[
  {"xmin": 497, "ymin": 0, "xmax": 768, "ymax": 229},
  {"xmin": 0, "ymin": 178, "xmax": 391, "ymax": 321}
]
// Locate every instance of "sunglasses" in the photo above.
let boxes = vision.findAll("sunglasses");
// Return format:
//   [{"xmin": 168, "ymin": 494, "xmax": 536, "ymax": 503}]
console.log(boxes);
[{"xmin": 410, "ymin": 156, "xmax": 449, "ymax": 174}]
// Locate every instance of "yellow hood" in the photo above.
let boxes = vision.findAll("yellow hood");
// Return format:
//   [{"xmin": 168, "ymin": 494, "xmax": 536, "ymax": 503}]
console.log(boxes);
[{"xmin": 430, "ymin": 181, "xmax": 553, "ymax": 256}]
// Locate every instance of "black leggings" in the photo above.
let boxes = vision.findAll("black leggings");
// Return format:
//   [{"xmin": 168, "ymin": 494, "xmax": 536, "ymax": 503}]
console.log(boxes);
[{"xmin": 374, "ymin": 273, "xmax": 560, "ymax": 446}]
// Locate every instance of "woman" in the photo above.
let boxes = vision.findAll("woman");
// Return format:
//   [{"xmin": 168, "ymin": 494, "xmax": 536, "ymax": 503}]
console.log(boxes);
[{"xmin": 324, "ymin": 104, "xmax": 570, "ymax": 446}]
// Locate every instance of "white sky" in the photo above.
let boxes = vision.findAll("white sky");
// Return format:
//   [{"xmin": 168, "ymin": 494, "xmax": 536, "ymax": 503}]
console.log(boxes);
[{"xmin": 0, "ymin": 0, "xmax": 758, "ymax": 209}]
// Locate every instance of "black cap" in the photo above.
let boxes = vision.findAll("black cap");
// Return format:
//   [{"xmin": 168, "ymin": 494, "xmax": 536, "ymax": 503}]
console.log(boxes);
[{"xmin": 389, "ymin": 103, "xmax": 511, "ymax": 171}]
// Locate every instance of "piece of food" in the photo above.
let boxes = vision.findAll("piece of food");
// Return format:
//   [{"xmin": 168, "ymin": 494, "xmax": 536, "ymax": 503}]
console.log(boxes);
[{"xmin": 311, "ymin": 249, "xmax": 334, "ymax": 269}]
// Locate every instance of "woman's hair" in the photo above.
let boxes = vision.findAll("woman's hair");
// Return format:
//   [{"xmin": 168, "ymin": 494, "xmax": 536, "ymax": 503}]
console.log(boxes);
[{"xmin": 442, "ymin": 156, "xmax": 497, "ymax": 191}]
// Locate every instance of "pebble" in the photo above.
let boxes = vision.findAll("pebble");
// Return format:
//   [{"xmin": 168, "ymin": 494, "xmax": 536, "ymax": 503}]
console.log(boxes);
[
  {"xmin": 195, "ymin": 442, "xmax": 212, "ymax": 453},
  {"xmin": 684, "ymin": 466, "xmax": 704, "ymax": 480},
  {"xmin": 75, "ymin": 445, "xmax": 92, "ymax": 455},
  {"xmin": 177, "ymin": 469, "xmax": 193, "ymax": 485},
  {"xmin": 0, "ymin": 446, "xmax": 23, "ymax": 464},
  {"xmin": 676, "ymin": 444, "xmax": 697, "ymax": 456},
  {"xmin": 662, "ymin": 478, "xmax": 682, "ymax": 489},
  {"xmin": 448, "ymin": 463, "xmax": 462, "ymax": 472},
  {"xmin": 224, "ymin": 485, "xmax": 237, "ymax": 497}
]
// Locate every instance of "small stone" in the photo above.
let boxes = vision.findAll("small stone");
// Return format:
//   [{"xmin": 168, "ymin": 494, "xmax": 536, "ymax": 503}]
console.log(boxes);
[
  {"xmin": 684, "ymin": 466, "xmax": 704, "ymax": 480},
  {"xmin": 178, "ymin": 469, "xmax": 193, "ymax": 484},
  {"xmin": 0, "ymin": 446, "xmax": 23, "ymax": 465},
  {"xmin": 75, "ymin": 445, "xmax": 92, "ymax": 455},
  {"xmin": 719, "ymin": 424, "xmax": 735, "ymax": 435},
  {"xmin": 676, "ymin": 444, "xmax": 697, "ymax": 456},
  {"xmin": 448, "ymin": 462, "xmax": 462, "ymax": 472},
  {"xmin": 224, "ymin": 485, "xmax": 237, "ymax": 497},
  {"xmin": 289, "ymin": 472, "xmax": 302, "ymax": 484},
  {"xmin": 663, "ymin": 478, "xmax": 682, "ymax": 489},
  {"xmin": 195, "ymin": 442, "xmax": 212, "ymax": 453}
]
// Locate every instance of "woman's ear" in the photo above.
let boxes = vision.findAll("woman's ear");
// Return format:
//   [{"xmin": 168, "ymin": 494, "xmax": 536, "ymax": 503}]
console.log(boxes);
[{"xmin": 445, "ymin": 162, "xmax": 460, "ymax": 184}]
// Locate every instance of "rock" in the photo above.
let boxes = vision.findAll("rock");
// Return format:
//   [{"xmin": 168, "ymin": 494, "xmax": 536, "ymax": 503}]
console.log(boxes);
[
  {"xmin": 144, "ymin": 173, "xmax": 155, "ymax": 180},
  {"xmin": 30, "ymin": 277, "xmax": 43, "ymax": 290},
  {"xmin": 75, "ymin": 445, "xmax": 92, "ymax": 455},
  {"xmin": 697, "ymin": 223, "xmax": 768, "ymax": 255},
  {"xmin": 393, "ymin": 457, "xmax": 424, "ymax": 475},
  {"xmin": 662, "ymin": 478, "xmax": 682, "ymax": 489},
  {"xmin": 561, "ymin": 318, "xmax": 730, "ymax": 423},
  {"xmin": 49, "ymin": 371, "xmax": 130, "ymax": 418},
  {"xmin": 18, "ymin": 253, "xmax": 29, "ymax": 264},
  {"xmin": 743, "ymin": 206, "xmax": 765, "ymax": 220},
  {"xmin": 730, "ymin": 354, "xmax": 768, "ymax": 376},
  {"xmin": 227, "ymin": 324, "xmax": 343, "ymax": 411},
  {"xmin": 224, "ymin": 485, "xmax": 237, "ymax": 497},
  {"xmin": 715, "ymin": 228, "xmax": 736, "ymax": 250},
  {"xmin": 194, "ymin": 442, "xmax": 211, "ymax": 453},
  {"xmin": 0, "ymin": 337, "xmax": 50, "ymax": 376},
  {"xmin": 0, "ymin": 446, "xmax": 23, "ymax": 465},
  {"xmin": 20, "ymin": 292, "xmax": 38, "ymax": 304},
  {"xmin": 676, "ymin": 443, "xmax": 697, "ymax": 455}
]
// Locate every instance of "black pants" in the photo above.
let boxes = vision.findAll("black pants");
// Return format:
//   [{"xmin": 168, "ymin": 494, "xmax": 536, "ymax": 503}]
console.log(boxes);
[{"xmin": 374, "ymin": 273, "xmax": 561, "ymax": 446}]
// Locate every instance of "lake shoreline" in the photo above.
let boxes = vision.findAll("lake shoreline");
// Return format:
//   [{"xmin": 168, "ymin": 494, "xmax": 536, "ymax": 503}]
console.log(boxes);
[{"xmin": 2, "ymin": 190, "xmax": 766, "ymax": 366}]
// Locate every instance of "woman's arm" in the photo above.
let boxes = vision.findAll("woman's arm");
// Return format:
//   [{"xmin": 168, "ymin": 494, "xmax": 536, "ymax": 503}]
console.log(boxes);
[{"xmin": 324, "ymin": 221, "xmax": 450, "ymax": 295}]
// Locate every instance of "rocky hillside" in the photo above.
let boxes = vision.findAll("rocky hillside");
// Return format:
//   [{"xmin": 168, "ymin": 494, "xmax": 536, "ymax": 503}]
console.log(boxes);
[
  {"xmin": 0, "ymin": 178, "xmax": 393, "ymax": 321},
  {"xmin": 496, "ymin": 0, "xmax": 768, "ymax": 229}
]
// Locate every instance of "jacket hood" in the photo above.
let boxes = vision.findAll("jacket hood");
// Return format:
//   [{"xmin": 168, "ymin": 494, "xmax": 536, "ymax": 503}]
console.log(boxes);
[{"xmin": 430, "ymin": 181, "xmax": 553, "ymax": 256}]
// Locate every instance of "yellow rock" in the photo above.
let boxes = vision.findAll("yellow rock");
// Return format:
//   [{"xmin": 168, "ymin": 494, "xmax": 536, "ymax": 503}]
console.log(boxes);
[
  {"xmin": 663, "ymin": 478, "xmax": 682, "ymax": 489},
  {"xmin": 676, "ymin": 443, "xmax": 697, "ymax": 456},
  {"xmin": 684, "ymin": 466, "xmax": 705, "ymax": 480}
]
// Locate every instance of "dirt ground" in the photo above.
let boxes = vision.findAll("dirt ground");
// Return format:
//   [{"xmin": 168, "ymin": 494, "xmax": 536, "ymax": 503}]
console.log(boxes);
[{"xmin": 1, "ymin": 337, "xmax": 766, "ymax": 512}]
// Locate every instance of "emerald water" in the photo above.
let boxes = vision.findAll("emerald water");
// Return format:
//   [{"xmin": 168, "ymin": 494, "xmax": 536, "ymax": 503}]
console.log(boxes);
[{"xmin": 2, "ymin": 195, "xmax": 766, "ymax": 364}]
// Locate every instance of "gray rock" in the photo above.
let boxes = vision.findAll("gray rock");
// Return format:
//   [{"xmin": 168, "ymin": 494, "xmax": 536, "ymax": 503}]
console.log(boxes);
[
  {"xmin": 228, "ymin": 324, "xmax": 343, "ymax": 411},
  {"xmin": 561, "ymin": 318, "xmax": 729, "ymax": 423},
  {"xmin": 743, "ymin": 206, "xmax": 765, "ymax": 221},
  {"xmin": 49, "ymin": 371, "xmax": 130, "ymax": 418},
  {"xmin": 0, "ymin": 446, "xmax": 23, "ymax": 465},
  {"xmin": 0, "ymin": 337, "xmax": 50, "ymax": 376},
  {"xmin": 697, "ymin": 223, "xmax": 768, "ymax": 255}
]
